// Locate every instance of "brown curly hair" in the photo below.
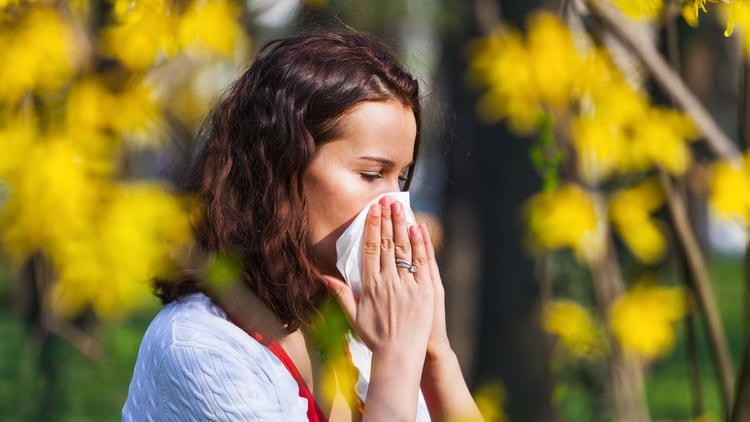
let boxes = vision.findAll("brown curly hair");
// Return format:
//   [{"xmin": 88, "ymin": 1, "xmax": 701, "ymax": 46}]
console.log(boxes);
[{"xmin": 155, "ymin": 26, "xmax": 421, "ymax": 328}]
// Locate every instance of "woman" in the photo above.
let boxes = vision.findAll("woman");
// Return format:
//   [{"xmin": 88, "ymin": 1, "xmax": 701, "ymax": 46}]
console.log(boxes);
[{"xmin": 123, "ymin": 26, "xmax": 482, "ymax": 421}]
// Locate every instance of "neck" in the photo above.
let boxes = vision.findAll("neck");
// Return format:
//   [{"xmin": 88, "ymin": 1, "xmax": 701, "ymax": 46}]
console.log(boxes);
[{"xmin": 278, "ymin": 329, "xmax": 315, "ymax": 392}]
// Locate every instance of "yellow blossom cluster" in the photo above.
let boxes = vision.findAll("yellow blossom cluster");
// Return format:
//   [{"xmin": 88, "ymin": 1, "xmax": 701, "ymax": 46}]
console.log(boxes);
[
  {"xmin": 612, "ymin": 0, "xmax": 750, "ymax": 62},
  {"xmin": 471, "ymin": 13, "xmax": 697, "ymax": 267},
  {"xmin": 609, "ymin": 275, "xmax": 689, "ymax": 359},
  {"xmin": 682, "ymin": 0, "xmax": 723, "ymax": 26},
  {"xmin": 0, "ymin": 126, "xmax": 193, "ymax": 318},
  {"xmin": 472, "ymin": 382, "xmax": 507, "ymax": 422},
  {"xmin": 721, "ymin": 0, "xmax": 750, "ymax": 58},
  {"xmin": 525, "ymin": 180, "xmax": 669, "ymax": 265},
  {"xmin": 64, "ymin": 76, "xmax": 163, "ymax": 147},
  {"xmin": 468, "ymin": 13, "xmax": 582, "ymax": 133},
  {"xmin": 608, "ymin": 178, "xmax": 667, "ymax": 264},
  {"xmin": 609, "ymin": 0, "xmax": 721, "ymax": 23},
  {"xmin": 525, "ymin": 184, "xmax": 606, "ymax": 264},
  {"xmin": 468, "ymin": 12, "xmax": 698, "ymax": 186},
  {"xmin": 318, "ymin": 354, "xmax": 358, "ymax": 413},
  {"xmin": 573, "ymin": 90, "xmax": 697, "ymax": 184},
  {"xmin": 0, "ymin": 7, "xmax": 81, "ymax": 103},
  {"xmin": 50, "ymin": 184, "xmax": 193, "ymax": 318},
  {"xmin": 0, "ymin": 1, "xmax": 249, "ymax": 319},
  {"xmin": 709, "ymin": 153, "xmax": 750, "ymax": 224},
  {"xmin": 100, "ymin": 0, "xmax": 245, "ymax": 69},
  {"xmin": 610, "ymin": 0, "xmax": 664, "ymax": 20},
  {"xmin": 543, "ymin": 300, "xmax": 604, "ymax": 360}
]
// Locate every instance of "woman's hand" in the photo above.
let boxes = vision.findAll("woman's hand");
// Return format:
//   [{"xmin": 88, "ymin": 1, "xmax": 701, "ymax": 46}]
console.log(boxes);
[
  {"xmin": 322, "ymin": 197, "xmax": 483, "ymax": 421},
  {"xmin": 322, "ymin": 196, "xmax": 435, "ymax": 357},
  {"xmin": 418, "ymin": 223, "xmax": 452, "ymax": 361},
  {"xmin": 322, "ymin": 196, "xmax": 437, "ymax": 421}
]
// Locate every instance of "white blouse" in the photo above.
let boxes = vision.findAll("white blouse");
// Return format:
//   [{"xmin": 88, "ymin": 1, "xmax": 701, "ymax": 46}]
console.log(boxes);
[{"xmin": 122, "ymin": 293, "xmax": 308, "ymax": 421}]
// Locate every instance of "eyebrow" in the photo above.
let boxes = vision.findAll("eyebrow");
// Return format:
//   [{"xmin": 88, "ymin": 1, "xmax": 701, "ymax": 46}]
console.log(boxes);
[{"xmin": 358, "ymin": 155, "xmax": 415, "ymax": 170}]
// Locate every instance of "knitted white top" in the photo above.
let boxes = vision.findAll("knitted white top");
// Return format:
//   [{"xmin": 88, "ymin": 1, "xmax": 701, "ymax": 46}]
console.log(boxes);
[{"xmin": 122, "ymin": 293, "xmax": 308, "ymax": 421}]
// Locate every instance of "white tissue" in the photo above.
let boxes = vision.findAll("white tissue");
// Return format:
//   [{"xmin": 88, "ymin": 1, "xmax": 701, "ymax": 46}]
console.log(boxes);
[{"xmin": 335, "ymin": 192, "xmax": 416, "ymax": 298}]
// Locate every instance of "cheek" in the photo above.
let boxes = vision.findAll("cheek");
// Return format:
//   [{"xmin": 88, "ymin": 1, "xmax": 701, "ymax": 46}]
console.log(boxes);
[
  {"xmin": 306, "ymin": 186, "xmax": 362, "ymax": 243},
  {"xmin": 303, "ymin": 186, "xmax": 364, "ymax": 275}
]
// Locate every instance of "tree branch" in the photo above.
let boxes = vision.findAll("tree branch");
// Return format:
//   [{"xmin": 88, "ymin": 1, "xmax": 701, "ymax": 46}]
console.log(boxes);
[{"xmin": 659, "ymin": 170, "xmax": 734, "ymax": 415}]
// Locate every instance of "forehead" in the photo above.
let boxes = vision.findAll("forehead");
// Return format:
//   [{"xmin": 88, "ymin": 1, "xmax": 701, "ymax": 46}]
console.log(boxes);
[{"xmin": 326, "ymin": 100, "xmax": 417, "ymax": 162}]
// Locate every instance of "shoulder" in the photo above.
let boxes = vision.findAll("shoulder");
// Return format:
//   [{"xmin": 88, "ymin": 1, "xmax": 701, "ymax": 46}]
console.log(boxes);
[
  {"xmin": 123, "ymin": 293, "xmax": 308, "ymax": 421},
  {"xmin": 132, "ymin": 293, "xmax": 258, "ymax": 363},
  {"xmin": 149, "ymin": 293, "xmax": 249, "ymax": 351}
]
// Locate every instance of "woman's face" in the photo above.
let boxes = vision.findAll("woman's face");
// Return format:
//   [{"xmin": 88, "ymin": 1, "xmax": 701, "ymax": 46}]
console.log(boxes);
[{"xmin": 303, "ymin": 100, "xmax": 417, "ymax": 277}]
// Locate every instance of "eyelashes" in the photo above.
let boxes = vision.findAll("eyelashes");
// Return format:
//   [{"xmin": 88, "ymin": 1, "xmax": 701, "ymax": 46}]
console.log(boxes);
[{"xmin": 359, "ymin": 172, "xmax": 408, "ymax": 179}]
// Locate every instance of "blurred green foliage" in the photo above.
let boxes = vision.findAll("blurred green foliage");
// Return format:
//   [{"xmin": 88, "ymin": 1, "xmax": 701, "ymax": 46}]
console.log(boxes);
[
  {"xmin": 0, "ymin": 284, "xmax": 160, "ymax": 420},
  {"xmin": 549, "ymin": 253, "xmax": 744, "ymax": 421}
]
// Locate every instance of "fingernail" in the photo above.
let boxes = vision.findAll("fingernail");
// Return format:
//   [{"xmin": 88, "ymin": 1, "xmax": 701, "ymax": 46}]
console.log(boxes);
[
  {"xmin": 392, "ymin": 201, "xmax": 402, "ymax": 215},
  {"xmin": 409, "ymin": 225, "xmax": 420, "ymax": 237},
  {"xmin": 380, "ymin": 196, "xmax": 391, "ymax": 207},
  {"xmin": 370, "ymin": 203, "xmax": 380, "ymax": 216}
]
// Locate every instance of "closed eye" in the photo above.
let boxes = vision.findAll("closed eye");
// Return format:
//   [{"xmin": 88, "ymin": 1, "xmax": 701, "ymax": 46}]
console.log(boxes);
[{"xmin": 360, "ymin": 172, "xmax": 383, "ymax": 180}]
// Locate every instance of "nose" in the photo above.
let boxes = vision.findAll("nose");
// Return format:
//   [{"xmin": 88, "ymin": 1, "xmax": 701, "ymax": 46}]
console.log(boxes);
[
  {"xmin": 389, "ymin": 177, "xmax": 401, "ymax": 193},
  {"xmin": 388, "ymin": 175, "xmax": 403, "ymax": 192},
  {"xmin": 371, "ymin": 180, "xmax": 401, "ymax": 204}
]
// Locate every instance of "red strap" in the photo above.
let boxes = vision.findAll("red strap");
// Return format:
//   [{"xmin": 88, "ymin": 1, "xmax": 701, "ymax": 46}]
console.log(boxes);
[{"xmin": 233, "ymin": 321, "xmax": 328, "ymax": 422}]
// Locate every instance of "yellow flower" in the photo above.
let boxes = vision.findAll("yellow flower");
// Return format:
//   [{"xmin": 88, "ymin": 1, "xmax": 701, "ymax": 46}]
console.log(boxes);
[
  {"xmin": 526, "ymin": 13, "xmax": 583, "ymax": 109},
  {"xmin": 468, "ymin": 29, "xmax": 538, "ymax": 132},
  {"xmin": 682, "ymin": 0, "xmax": 721, "ymax": 26},
  {"xmin": 573, "ymin": 77, "xmax": 696, "ymax": 182},
  {"xmin": 178, "ymin": 0, "xmax": 243, "ymax": 56},
  {"xmin": 0, "ymin": 7, "xmax": 80, "ymax": 103},
  {"xmin": 610, "ymin": 0, "xmax": 664, "ymax": 20},
  {"xmin": 1, "ymin": 138, "xmax": 107, "ymax": 259},
  {"xmin": 50, "ymin": 183, "xmax": 193, "ymax": 318},
  {"xmin": 543, "ymin": 300, "xmax": 604, "ymax": 360},
  {"xmin": 525, "ymin": 184, "xmax": 606, "ymax": 264},
  {"xmin": 0, "ymin": 114, "xmax": 36, "ymax": 179},
  {"xmin": 317, "ymin": 355, "xmax": 358, "ymax": 413},
  {"xmin": 99, "ymin": 0, "xmax": 179, "ymax": 69},
  {"xmin": 720, "ymin": 0, "xmax": 750, "ymax": 59},
  {"xmin": 0, "ymin": 0, "xmax": 28, "ymax": 9},
  {"xmin": 577, "ymin": 47, "xmax": 622, "ymax": 101},
  {"xmin": 467, "ymin": 13, "xmax": 584, "ymax": 133},
  {"xmin": 473, "ymin": 382, "xmax": 507, "ymax": 422},
  {"xmin": 573, "ymin": 80, "xmax": 653, "ymax": 183},
  {"xmin": 0, "ymin": 127, "xmax": 191, "ymax": 318},
  {"xmin": 65, "ymin": 76, "xmax": 163, "ymax": 145},
  {"xmin": 572, "ymin": 114, "xmax": 627, "ymax": 184},
  {"xmin": 628, "ymin": 108, "xmax": 697, "ymax": 175},
  {"xmin": 609, "ymin": 275, "xmax": 689, "ymax": 359},
  {"xmin": 609, "ymin": 178, "xmax": 667, "ymax": 264},
  {"xmin": 709, "ymin": 155, "xmax": 750, "ymax": 222}
]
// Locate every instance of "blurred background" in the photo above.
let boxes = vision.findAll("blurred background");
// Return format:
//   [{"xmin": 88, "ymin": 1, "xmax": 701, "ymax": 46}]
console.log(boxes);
[{"xmin": 3, "ymin": 0, "xmax": 750, "ymax": 421}]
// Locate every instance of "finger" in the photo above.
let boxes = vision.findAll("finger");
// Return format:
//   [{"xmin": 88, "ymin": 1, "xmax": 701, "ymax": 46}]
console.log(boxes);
[
  {"xmin": 409, "ymin": 224, "xmax": 429, "ymax": 284},
  {"xmin": 362, "ymin": 203, "xmax": 382, "ymax": 284},
  {"xmin": 419, "ymin": 223, "xmax": 440, "ymax": 283},
  {"xmin": 379, "ymin": 196, "xmax": 396, "ymax": 272},
  {"xmin": 391, "ymin": 201, "xmax": 412, "ymax": 276},
  {"xmin": 321, "ymin": 275, "xmax": 357, "ymax": 325}
]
